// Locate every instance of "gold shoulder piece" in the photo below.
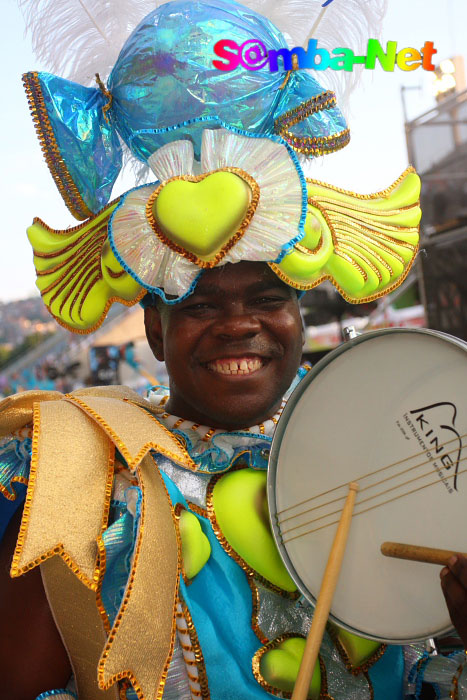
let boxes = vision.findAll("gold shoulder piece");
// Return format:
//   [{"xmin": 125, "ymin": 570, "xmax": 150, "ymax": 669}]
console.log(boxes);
[
  {"xmin": 0, "ymin": 390, "xmax": 62, "ymax": 439},
  {"xmin": 11, "ymin": 399, "xmax": 114, "ymax": 588},
  {"xmin": 8, "ymin": 387, "xmax": 183, "ymax": 699},
  {"xmin": 66, "ymin": 393, "xmax": 197, "ymax": 471}
]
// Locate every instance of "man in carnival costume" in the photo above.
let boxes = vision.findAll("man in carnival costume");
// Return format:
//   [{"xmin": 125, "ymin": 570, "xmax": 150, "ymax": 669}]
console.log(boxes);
[{"xmin": 2, "ymin": 1, "xmax": 467, "ymax": 699}]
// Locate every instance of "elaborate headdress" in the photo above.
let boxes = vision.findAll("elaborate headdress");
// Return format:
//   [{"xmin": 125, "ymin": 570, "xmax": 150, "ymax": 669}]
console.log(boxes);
[{"xmin": 21, "ymin": 0, "xmax": 421, "ymax": 333}]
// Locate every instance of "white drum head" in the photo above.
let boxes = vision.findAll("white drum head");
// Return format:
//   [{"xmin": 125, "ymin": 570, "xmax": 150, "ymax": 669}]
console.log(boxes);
[{"xmin": 268, "ymin": 329, "xmax": 467, "ymax": 643}]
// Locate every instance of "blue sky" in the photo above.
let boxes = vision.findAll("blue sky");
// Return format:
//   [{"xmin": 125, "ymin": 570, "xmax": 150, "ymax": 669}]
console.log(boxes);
[{"xmin": 1, "ymin": 0, "xmax": 466, "ymax": 302}]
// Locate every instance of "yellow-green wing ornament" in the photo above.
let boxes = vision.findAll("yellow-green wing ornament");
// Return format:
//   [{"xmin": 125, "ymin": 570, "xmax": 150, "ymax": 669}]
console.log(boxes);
[
  {"xmin": 27, "ymin": 200, "xmax": 144, "ymax": 333},
  {"xmin": 271, "ymin": 167, "xmax": 421, "ymax": 302},
  {"xmin": 26, "ymin": 129, "xmax": 421, "ymax": 334}
]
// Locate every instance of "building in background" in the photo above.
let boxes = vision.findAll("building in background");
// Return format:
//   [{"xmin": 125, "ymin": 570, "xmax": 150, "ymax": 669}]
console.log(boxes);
[{"xmin": 405, "ymin": 58, "xmax": 467, "ymax": 341}]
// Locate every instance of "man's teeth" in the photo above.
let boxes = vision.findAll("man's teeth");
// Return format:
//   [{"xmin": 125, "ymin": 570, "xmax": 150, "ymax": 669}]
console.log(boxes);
[{"xmin": 207, "ymin": 357, "xmax": 264, "ymax": 375}]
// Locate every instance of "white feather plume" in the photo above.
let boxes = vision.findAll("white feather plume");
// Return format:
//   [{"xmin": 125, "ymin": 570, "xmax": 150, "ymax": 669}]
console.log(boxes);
[{"xmin": 17, "ymin": 0, "xmax": 158, "ymax": 85}]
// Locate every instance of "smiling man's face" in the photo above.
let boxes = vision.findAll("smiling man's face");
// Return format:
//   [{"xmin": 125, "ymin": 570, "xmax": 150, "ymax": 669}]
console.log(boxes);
[{"xmin": 144, "ymin": 261, "xmax": 304, "ymax": 429}]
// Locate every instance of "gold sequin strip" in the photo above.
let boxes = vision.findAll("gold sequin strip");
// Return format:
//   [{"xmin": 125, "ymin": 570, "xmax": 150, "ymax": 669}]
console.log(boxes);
[
  {"xmin": 275, "ymin": 91, "xmax": 336, "ymax": 131},
  {"xmin": 145, "ymin": 168, "xmax": 260, "ymax": 269},
  {"xmin": 22, "ymin": 72, "xmax": 93, "ymax": 220},
  {"xmin": 65, "ymin": 394, "xmax": 196, "ymax": 472},
  {"xmin": 186, "ymin": 502, "xmax": 209, "ymax": 520},
  {"xmin": 95, "ymin": 73, "xmax": 113, "ymax": 124},
  {"xmin": 97, "ymin": 455, "xmax": 181, "ymax": 700},
  {"xmin": 275, "ymin": 91, "xmax": 350, "ymax": 156},
  {"xmin": 282, "ymin": 128, "xmax": 350, "ymax": 157}
]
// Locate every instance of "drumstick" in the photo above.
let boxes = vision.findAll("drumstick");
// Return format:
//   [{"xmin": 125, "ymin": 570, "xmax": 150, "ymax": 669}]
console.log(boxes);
[
  {"xmin": 291, "ymin": 482, "xmax": 359, "ymax": 700},
  {"xmin": 381, "ymin": 542, "xmax": 467, "ymax": 566}
]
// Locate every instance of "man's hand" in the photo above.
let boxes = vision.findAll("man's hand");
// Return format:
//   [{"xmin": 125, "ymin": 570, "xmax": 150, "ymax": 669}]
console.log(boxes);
[{"xmin": 441, "ymin": 554, "xmax": 467, "ymax": 649}]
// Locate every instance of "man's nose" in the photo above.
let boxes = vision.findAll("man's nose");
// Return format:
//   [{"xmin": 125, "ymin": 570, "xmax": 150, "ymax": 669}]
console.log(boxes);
[{"xmin": 212, "ymin": 305, "xmax": 262, "ymax": 339}]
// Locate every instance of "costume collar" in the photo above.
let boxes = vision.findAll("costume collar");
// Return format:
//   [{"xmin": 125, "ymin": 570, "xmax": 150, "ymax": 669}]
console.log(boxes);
[{"xmin": 147, "ymin": 365, "xmax": 310, "ymax": 473}]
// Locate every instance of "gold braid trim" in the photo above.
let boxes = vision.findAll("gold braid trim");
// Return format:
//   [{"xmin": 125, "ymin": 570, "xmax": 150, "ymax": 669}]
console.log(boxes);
[
  {"xmin": 30, "ymin": 202, "xmax": 146, "ymax": 336},
  {"xmin": 22, "ymin": 72, "xmax": 93, "ymax": 221},
  {"xmin": 49, "ymin": 288, "xmax": 147, "ymax": 336},
  {"xmin": 274, "ymin": 91, "xmax": 350, "ymax": 156}
]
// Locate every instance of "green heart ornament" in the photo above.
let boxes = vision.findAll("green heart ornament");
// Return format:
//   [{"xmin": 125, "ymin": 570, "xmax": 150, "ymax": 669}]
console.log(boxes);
[
  {"xmin": 330, "ymin": 624, "xmax": 384, "ymax": 669},
  {"xmin": 211, "ymin": 469, "xmax": 297, "ymax": 592},
  {"xmin": 258, "ymin": 637, "xmax": 322, "ymax": 699},
  {"xmin": 178, "ymin": 509, "xmax": 211, "ymax": 580},
  {"xmin": 149, "ymin": 170, "xmax": 258, "ymax": 265}
]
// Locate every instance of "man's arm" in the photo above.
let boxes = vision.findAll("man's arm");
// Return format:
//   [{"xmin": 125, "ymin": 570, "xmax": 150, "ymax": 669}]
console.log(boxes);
[{"xmin": 0, "ymin": 507, "xmax": 72, "ymax": 700}]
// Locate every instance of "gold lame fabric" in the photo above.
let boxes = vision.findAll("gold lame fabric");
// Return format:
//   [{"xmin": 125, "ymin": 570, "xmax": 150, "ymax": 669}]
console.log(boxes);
[
  {"xmin": 99, "ymin": 455, "xmax": 180, "ymax": 699},
  {"xmin": 0, "ymin": 390, "xmax": 62, "ymax": 439},
  {"xmin": 41, "ymin": 556, "xmax": 119, "ymax": 700},
  {"xmin": 11, "ymin": 399, "xmax": 113, "ymax": 586},
  {"xmin": 0, "ymin": 386, "xmax": 189, "ymax": 699},
  {"xmin": 65, "ymin": 393, "xmax": 195, "ymax": 470}
]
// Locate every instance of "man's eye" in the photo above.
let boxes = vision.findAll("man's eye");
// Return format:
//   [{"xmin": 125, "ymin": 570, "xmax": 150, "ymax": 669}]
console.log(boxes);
[
  {"xmin": 182, "ymin": 302, "xmax": 215, "ymax": 312},
  {"xmin": 253, "ymin": 296, "xmax": 287, "ymax": 305}
]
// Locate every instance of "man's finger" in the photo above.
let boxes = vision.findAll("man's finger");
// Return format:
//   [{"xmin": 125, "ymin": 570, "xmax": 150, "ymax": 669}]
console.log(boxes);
[
  {"xmin": 441, "ymin": 569, "xmax": 467, "ymax": 618},
  {"xmin": 447, "ymin": 555, "xmax": 467, "ymax": 589}
]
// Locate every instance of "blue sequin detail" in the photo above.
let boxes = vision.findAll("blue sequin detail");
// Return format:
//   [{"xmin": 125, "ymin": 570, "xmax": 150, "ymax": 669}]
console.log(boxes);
[
  {"xmin": 0, "ymin": 438, "xmax": 31, "ymax": 495},
  {"xmin": 0, "ymin": 438, "xmax": 31, "ymax": 538},
  {"xmin": 35, "ymin": 691, "xmax": 77, "ymax": 700}
]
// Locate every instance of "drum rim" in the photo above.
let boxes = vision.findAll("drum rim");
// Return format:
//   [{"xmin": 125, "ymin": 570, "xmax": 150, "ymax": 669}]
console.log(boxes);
[{"xmin": 268, "ymin": 327, "xmax": 465, "ymax": 643}]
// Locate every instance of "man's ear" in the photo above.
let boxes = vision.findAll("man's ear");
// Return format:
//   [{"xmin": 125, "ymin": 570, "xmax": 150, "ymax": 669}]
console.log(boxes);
[{"xmin": 144, "ymin": 306, "xmax": 165, "ymax": 361}]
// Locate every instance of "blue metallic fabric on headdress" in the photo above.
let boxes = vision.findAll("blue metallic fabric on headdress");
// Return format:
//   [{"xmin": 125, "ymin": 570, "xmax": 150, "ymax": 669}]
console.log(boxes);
[
  {"xmin": 23, "ymin": 0, "xmax": 348, "ymax": 219},
  {"xmin": 23, "ymin": 73, "xmax": 122, "ymax": 219},
  {"xmin": 108, "ymin": 0, "xmax": 348, "ymax": 161}
]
